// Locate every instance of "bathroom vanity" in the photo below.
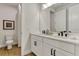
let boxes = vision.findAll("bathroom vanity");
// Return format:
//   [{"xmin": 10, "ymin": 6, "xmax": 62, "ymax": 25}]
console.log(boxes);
[
  {"xmin": 31, "ymin": 33, "xmax": 79, "ymax": 56},
  {"xmin": 30, "ymin": 4, "xmax": 79, "ymax": 56}
]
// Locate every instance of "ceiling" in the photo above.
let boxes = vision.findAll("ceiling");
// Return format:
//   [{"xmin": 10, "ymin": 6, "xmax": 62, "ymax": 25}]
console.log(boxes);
[
  {"xmin": 0, "ymin": 3, "xmax": 19, "ymax": 8},
  {"xmin": 50, "ymin": 3, "xmax": 79, "ymax": 11},
  {"xmin": 50, "ymin": 3, "xmax": 70, "ymax": 10}
]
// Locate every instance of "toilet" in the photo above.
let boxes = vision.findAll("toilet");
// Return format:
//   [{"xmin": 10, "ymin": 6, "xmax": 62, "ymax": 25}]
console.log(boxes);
[{"xmin": 6, "ymin": 35, "xmax": 13, "ymax": 49}]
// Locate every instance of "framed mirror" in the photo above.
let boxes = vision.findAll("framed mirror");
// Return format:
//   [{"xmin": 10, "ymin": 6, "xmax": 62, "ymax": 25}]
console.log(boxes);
[
  {"xmin": 49, "ymin": 3, "xmax": 67, "ymax": 32},
  {"xmin": 68, "ymin": 4, "xmax": 79, "ymax": 33}
]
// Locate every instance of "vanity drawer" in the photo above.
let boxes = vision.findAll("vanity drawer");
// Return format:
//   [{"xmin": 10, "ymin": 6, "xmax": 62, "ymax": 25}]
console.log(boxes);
[
  {"xmin": 43, "ymin": 38, "xmax": 75, "ymax": 54},
  {"xmin": 43, "ymin": 38, "xmax": 60, "ymax": 48},
  {"xmin": 43, "ymin": 42, "xmax": 74, "ymax": 56},
  {"xmin": 75, "ymin": 45, "xmax": 79, "ymax": 56},
  {"xmin": 58, "ymin": 41, "xmax": 75, "ymax": 54},
  {"xmin": 31, "ymin": 34, "xmax": 42, "ymax": 41}
]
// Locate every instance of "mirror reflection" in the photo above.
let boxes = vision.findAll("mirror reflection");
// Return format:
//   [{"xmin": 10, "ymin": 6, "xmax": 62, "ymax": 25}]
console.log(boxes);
[{"xmin": 47, "ymin": 3, "xmax": 79, "ymax": 33}]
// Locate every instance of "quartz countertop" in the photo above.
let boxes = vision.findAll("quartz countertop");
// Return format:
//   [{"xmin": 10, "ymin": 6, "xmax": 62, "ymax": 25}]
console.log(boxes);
[{"xmin": 31, "ymin": 32, "xmax": 79, "ymax": 45}]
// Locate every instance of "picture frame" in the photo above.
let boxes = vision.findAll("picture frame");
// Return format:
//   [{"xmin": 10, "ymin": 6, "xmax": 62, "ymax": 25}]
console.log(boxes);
[{"xmin": 3, "ymin": 20, "xmax": 15, "ymax": 30}]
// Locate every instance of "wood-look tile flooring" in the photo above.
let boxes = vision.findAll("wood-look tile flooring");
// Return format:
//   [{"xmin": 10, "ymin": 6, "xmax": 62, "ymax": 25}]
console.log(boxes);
[{"xmin": 0, "ymin": 45, "xmax": 21, "ymax": 56}]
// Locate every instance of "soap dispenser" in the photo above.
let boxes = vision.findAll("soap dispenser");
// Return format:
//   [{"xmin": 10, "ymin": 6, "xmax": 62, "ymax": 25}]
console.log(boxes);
[{"xmin": 46, "ymin": 29, "xmax": 49, "ymax": 34}]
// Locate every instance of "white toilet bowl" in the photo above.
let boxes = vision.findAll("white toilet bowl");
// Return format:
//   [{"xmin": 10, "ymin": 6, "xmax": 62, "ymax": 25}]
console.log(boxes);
[{"xmin": 6, "ymin": 35, "xmax": 13, "ymax": 49}]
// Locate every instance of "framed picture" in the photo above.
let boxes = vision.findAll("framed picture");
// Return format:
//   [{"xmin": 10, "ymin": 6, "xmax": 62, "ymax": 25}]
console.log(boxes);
[{"xmin": 3, "ymin": 20, "xmax": 15, "ymax": 30}]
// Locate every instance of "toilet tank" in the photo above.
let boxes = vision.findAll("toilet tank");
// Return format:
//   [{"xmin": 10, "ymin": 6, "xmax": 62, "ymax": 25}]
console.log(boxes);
[{"xmin": 6, "ymin": 34, "xmax": 13, "ymax": 41}]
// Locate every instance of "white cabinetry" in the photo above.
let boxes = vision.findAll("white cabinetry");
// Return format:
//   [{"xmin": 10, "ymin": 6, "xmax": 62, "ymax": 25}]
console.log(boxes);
[
  {"xmin": 31, "ymin": 35, "xmax": 43, "ymax": 56},
  {"xmin": 43, "ymin": 42, "xmax": 73, "ymax": 56},
  {"xmin": 43, "ymin": 42, "xmax": 54, "ymax": 56},
  {"xmin": 31, "ymin": 34, "xmax": 78, "ymax": 56},
  {"xmin": 43, "ymin": 38, "xmax": 74, "ymax": 54},
  {"xmin": 43, "ymin": 38, "xmax": 74, "ymax": 56},
  {"xmin": 75, "ymin": 45, "xmax": 79, "ymax": 55}
]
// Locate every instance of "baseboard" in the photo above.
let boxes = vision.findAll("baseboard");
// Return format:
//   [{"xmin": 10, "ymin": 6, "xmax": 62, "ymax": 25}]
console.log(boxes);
[
  {"xmin": 0, "ymin": 45, "xmax": 6, "ymax": 48},
  {"xmin": 25, "ymin": 52, "xmax": 36, "ymax": 56},
  {"xmin": 13, "ymin": 42, "xmax": 18, "ymax": 45},
  {"xmin": 24, "ymin": 52, "xmax": 32, "ymax": 56},
  {"xmin": 0, "ymin": 42, "xmax": 18, "ymax": 48},
  {"xmin": 21, "ymin": 50, "xmax": 32, "ymax": 56},
  {"xmin": 18, "ymin": 44, "xmax": 21, "ymax": 48}
]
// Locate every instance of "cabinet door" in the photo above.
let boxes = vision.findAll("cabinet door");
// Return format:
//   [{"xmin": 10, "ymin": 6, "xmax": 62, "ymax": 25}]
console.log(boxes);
[
  {"xmin": 43, "ymin": 42, "xmax": 73, "ymax": 56},
  {"xmin": 31, "ymin": 35, "xmax": 43, "ymax": 56},
  {"xmin": 31, "ymin": 38, "xmax": 38, "ymax": 55},
  {"xmin": 75, "ymin": 45, "xmax": 79, "ymax": 56},
  {"xmin": 43, "ymin": 42, "xmax": 54, "ymax": 56},
  {"xmin": 55, "ymin": 48, "xmax": 73, "ymax": 56},
  {"xmin": 36, "ymin": 40, "xmax": 43, "ymax": 56}
]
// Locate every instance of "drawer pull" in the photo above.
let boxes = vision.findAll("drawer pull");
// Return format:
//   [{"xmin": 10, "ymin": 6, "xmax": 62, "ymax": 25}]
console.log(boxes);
[
  {"xmin": 51, "ymin": 48, "xmax": 53, "ymax": 55},
  {"xmin": 54, "ymin": 49, "xmax": 56, "ymax": 56}
]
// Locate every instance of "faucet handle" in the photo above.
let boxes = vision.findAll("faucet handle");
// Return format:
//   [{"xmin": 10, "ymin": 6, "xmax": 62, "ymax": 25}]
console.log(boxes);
[
  {"xmin": 58, "ymin": 33, "xmax": 60, "ymax": 36},
  {"xmin": 65, "ymin": 34, "xmax": 67, "ymax": 37}
]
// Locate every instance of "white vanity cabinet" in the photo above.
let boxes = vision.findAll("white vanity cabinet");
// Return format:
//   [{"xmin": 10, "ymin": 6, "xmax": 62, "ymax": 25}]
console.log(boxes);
[
  {"xmin": 43, "ymin": 42, "xmax": 55, "ymax": 56},
  {"xmin": 43, "ymin": 38, "xmax": 75, "ymax": 54},
  {"xmin": 43, "ymin": 42, "xmax": 73, "ymax": 56},
  {"xmin": 31, "ymin": 35, "xmax": 43, "ymax": 56},
  {"xmin": 43, "ymin": 38, "xmax": 74, "ymax": 56},
  {"xmin": 75, "ymin": 45, "xmax": 79, "ymax": 55},
  {"xmin": 31, "ymin": 34, "xmax": 79, "ymax": 56}
]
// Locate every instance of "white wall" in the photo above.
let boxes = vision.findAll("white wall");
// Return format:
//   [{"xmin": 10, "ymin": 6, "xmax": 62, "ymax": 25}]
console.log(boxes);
[
  {"xmin": 16, "ymin": 4, "xmax": 21, "ymax": 47},
  {"xmin": 21, "ymin": 3, "xmax": 40, "ymax": 55},
  {"xmin": 21, "ymin": 3, "xmax": 51, "ymax": 55},
  {"xmin": 40, "ymin": 8, "xmax": 50, "ymax": 32},
  {"xmin": 0, "ymin": 5, "xmax": 18, "ymax": 47}
]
